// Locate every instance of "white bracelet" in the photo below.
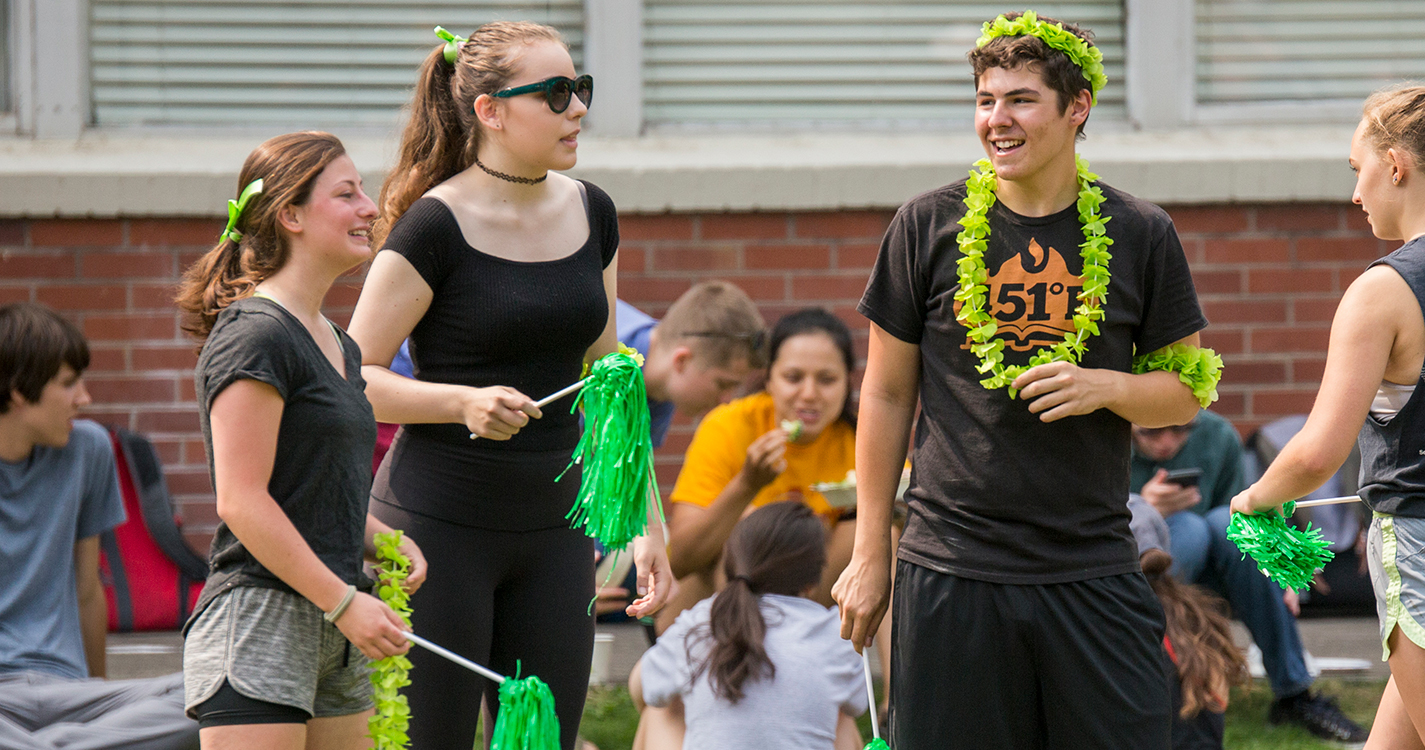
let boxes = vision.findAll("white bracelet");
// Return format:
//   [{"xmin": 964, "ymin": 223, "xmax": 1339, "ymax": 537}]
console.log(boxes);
[{"xmin": 323, "ymin": 584, "xmax": 357, "ymax": 623}]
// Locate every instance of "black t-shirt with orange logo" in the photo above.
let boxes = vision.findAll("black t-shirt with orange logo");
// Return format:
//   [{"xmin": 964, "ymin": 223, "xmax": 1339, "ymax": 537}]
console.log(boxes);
[{"xmin": 860, "ymin": 179, "xmax": 1207, "ymax": 584}]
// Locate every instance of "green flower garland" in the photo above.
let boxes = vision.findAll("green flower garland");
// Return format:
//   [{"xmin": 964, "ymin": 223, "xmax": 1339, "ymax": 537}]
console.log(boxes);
[
  {"xmin": 1226, "ymin": 501, "xmax": 1335, "ymax": 592},
  {"xmin": 977, "ymin": 10, "xmax": 1107, "ymax": 105},
  {"xmin": 370, "ymin": 531, "xmax": 414, "ymax": 749},
  {"xmin": 1132, "ymin": 343, "xmax": 1224, "ymax": 409},
  {"xmin": 954, "ymin": 155, "xmax": 1113, "ymax": 398}
]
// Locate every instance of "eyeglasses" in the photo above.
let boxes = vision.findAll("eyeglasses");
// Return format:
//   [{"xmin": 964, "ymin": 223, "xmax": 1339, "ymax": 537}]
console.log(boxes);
[
  {"xmin": 492, "ymin": 75, "xmax": 593, "ymax": 114},
  {"xmin": 1132, "ymin": 423, "xmax": 1196, "ymax": 439},
  {"xmin": 682, "ymin": 329, "xmax": 768, "ymax": 355}
]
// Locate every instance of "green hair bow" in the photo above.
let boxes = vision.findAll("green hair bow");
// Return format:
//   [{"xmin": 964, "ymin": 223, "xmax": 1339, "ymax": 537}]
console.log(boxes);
[
  {"xmin": 434, "ymin": 26, "xmax": 467, "ymax": 65},
  {"xmin": 220, "ymin": 179, "xmax": 264, "ymax": 244}
]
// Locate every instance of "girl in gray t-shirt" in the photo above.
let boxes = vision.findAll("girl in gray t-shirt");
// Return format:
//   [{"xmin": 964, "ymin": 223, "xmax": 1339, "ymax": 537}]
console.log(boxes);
[{"xmin": 630, "ymin": 502, "xmax": 866, "ymax": 749}]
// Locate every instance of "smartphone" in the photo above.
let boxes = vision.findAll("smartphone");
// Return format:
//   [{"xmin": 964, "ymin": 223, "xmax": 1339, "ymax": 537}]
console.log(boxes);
[{"xmin": 1163, "ymin": 467, "xmax": 1202, "ymax": 488}]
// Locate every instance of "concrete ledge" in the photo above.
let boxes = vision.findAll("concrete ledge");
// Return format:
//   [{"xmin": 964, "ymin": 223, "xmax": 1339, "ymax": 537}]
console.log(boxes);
[{"xmin": 0, "ymin": 126, "xmax": 1357, "ymax": 218}]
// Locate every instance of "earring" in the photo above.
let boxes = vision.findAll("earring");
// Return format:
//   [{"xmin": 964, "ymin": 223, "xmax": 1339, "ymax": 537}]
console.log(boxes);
[{"xmin": 1394, "ymin": 175, "xmax": 1402, "ymax": 185}]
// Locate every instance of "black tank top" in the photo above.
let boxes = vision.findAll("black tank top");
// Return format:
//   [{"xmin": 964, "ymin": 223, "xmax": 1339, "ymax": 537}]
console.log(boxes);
[
  {"xmin": 371, "ymin": 181, "xmax": 619, "ymax": 530},
  {"xmin": 1359, "ymin": 236, "xmax": 1425, "ymax": 517}
]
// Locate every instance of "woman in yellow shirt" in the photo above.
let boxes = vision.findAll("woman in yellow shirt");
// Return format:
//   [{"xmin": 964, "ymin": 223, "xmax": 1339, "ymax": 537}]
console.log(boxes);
[{"xmin": 662, "ymin": 308, "xmax": 861, "ymax": 630}]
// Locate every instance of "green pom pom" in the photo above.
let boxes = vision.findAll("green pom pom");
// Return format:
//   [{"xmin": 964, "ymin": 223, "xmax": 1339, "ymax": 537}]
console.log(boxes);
[
  {"xmin": 562, "ymin": 347, "xmax": 661, "ymax": 550},
  {"xmin": 863, "ymin": 739, "xmax": 891, "ymax": 750},
  {"xmin": 1225, "ymin": 502, "xmax": 1335, "ymax": 592},
  {"xmin": 490, "ymin": 663, "xmax": 561, "ymax": 750}
]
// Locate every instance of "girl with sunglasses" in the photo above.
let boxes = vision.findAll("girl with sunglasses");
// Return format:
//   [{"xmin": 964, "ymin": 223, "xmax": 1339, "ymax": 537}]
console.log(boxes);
[{"xmin": 348, "ymin": 20, "xmax": 670, "ymax": 750}]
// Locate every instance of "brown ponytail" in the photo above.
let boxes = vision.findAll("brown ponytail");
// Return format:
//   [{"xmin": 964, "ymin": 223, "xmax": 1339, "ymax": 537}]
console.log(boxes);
[
  {"xmin": 1141, "ymin": 549, "xmax": 1247, "ymax": 718},
  {"xmin": 1362, "ymin": 84, "xmax": 1425, "ymax": 167},
  {"xmin": 175, "ymin": 131, "xmax": 347, "ymax": 342},
  {"xmin": 689, "ymin": 501, "xmax": 827, "ymax": 704},
  {"xmin": 374, "ymin": 21, "xmax": 565, "ymax": 246}
]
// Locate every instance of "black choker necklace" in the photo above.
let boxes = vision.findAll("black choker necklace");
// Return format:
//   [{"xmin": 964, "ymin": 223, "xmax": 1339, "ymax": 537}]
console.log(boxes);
[{"xmin": 475, "ymin": 157, "xmax": 546, "ymax": 185}]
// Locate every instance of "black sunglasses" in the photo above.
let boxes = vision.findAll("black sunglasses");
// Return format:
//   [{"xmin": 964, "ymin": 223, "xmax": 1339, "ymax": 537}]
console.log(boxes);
[
  {"xmin": 492, "ymin": 74, "xmax": 593, "ymax": 114},
  {"xmin": 683, "ymin": 329, "xmax": 768, "ymax": 354}
]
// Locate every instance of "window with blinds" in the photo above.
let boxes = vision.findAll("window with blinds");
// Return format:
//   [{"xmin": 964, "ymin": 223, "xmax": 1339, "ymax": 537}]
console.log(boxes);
[
  {"xmin": 642, "ymin": 0, "xmax": 1125, "ymax": 130},
  {"xmin": 1197, "ymin": 0, "xmax": 1425, "ymax": 107},
  {"xmin": 89, "ymin": 0, "xmax": 583, "ymax": 127}
]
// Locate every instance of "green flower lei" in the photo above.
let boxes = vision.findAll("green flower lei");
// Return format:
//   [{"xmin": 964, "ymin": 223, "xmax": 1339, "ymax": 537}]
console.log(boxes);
[
  {"xmin": 977, "ymin": 10, "xmax": 1107, "ymax": 105},
  {"xmin": 1131, "ymin": 343, "xmax": 1224, "ymax": 409},
  {"xmin": 954, "ymin": 155, "xmax": 1113, "ymax": 398},
  {"xmin": 370, "ymin": 531, "xmax": 414, "ymax": 749}
]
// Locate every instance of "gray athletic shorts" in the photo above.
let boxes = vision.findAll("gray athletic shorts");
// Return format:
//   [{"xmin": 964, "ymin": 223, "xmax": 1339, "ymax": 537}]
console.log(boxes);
[
  {"xmin": 1367, "ymin": 512, "xmax": 1425, "ymax": 660},
  {"xmin": 183, "ymin": 586, "xmax": 374, "ymax": 719}
]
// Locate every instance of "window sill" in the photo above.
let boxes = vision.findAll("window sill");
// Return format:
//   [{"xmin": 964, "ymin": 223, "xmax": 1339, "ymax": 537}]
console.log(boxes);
[{"xmin": 0, "ymin": 125, "xmax": 1357, "ymax": 217}]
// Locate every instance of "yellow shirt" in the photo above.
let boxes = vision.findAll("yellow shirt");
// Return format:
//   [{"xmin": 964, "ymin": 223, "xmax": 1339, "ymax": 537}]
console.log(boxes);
[{"xmin": 669, "ymin": 392, "xmax": 855, "ymax": 518}]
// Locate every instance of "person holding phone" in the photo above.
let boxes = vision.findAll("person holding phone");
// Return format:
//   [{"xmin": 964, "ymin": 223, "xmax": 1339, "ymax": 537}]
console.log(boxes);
[{"xmin": 1129, "ymin": 411, "xmax": 1366, "ymax": 743}]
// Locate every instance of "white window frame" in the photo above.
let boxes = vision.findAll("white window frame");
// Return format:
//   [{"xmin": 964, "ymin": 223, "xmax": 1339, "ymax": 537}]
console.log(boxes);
[
  {"xmin": 1126, "ymin": 0, "xmax": 1364, "ymax": 129},
  {"xmin": 6, "ymin": 0, "xmax": 87, "ymax": 137}
]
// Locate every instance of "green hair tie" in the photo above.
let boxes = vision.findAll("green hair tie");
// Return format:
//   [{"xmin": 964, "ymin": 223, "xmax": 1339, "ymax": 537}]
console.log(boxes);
[
  {"xmin": 220, "ymin": 179, "xmax": 263, "ymax": 244},
  {"xmin": 977, "ymin": 10, "xmax": 1108, "ymax": 105},
  {"xmin": 1131, "ymin": 344, "xmax": 1224, "ymax": 409},
  {"xmin": 561, "ymin": 344, "xmax": 661, "ymax": 551},
  {"xmin": 434, "ymin": 26, "xmax": 467, "ymax": 65},
  {"xmin": 1226, "ymin": 501, "xmax": 1335, "ymax": 592}
]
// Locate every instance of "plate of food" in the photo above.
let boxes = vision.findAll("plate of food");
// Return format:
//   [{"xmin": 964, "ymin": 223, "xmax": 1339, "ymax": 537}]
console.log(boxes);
[{"xmin": 809, "ymin": 468, "xmax": 911, "ymax": 509}]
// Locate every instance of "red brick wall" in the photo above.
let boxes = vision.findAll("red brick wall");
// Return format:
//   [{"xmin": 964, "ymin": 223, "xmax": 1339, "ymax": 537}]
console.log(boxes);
[{"xmin": 0, "ymin": 203, "xmax": 1387, "ymax": 551}]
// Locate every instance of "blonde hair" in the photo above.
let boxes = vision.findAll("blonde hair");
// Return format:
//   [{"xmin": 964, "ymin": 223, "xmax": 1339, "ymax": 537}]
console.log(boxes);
[
  {"xmin": 656, "ymin": 281, "xmax": 767, "ymax": 369},
  {"xmin": 175, "ymin": 132, "xmax": 347, "ymax": 341},
  {"xmin": 1362, "ymin": 83, "xmax": 1425, "ymax": 166},
  {"xmin": 375, "ymin": 21, "xmax": 565, "ymax": 245}
]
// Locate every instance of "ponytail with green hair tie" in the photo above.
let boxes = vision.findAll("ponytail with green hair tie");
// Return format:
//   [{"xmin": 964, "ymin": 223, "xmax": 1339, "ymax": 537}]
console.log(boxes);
[
  {"xmin": 434, "ymin": 26, "xmax": 467, "ymax": 65},
  {"xmin": 219, "ymin": 179, "xmax": 263, "ymax": 244}
]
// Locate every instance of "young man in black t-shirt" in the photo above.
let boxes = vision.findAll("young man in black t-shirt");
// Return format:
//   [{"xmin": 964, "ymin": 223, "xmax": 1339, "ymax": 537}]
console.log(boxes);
[{"xmin": 833, "ymin": 12, "xmax": 1214, "ymax": 749}]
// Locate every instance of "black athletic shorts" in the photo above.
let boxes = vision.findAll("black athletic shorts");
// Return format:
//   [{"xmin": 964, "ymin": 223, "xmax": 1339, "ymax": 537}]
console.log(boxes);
[{"xmin": 889, "ymin": 560, "xmax": 1173, "ymax": 750}]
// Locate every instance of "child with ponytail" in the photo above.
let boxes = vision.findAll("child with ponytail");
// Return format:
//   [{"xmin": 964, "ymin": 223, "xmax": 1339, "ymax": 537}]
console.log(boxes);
[
  {"xmin": 630, "ymin": 501, "xmax": 867, "ymax": 750},
  {"xmin": 347, "ymin": 20, "xmax": 671, "ymax": 750},
  {"xmin": 176, "ymin": 132, "xmax": 426, "ymax": 748}
]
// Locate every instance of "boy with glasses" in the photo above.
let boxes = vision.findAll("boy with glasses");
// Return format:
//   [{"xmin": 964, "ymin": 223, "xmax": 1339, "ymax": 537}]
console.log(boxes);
[
  {"xmin": 616, "ymin": 281, "xmax": 767, "ymax": 448},
  {"xmin": 1131, "ymin": 410, "xmax": 1368, "ymax": 743}
]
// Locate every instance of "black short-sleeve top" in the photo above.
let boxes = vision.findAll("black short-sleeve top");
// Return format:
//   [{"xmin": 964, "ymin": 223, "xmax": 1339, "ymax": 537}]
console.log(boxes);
[
  {"xmin": 859, "ymin": 179, "xmax": 1207, "ymax": 584},
  {"xmin": 372, "ymin": 180, "xmax": 619, "ymax": 530},
  {"xmin": 192, "ymin": 296, "xmax": 377, "ymax": 621}
]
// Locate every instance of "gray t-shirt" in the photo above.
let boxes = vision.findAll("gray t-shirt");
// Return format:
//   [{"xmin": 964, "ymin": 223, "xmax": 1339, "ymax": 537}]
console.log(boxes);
[
  {"xmin": 640, "ymin": 594, "xmax": 866, "ymax": 750},
  {"xmin": 191, "ymin": 297, "xmax": 377, "ymax": 621},
  {"xmin": 0, "ymin": 419, "xmax": 125, "ymax": 679}
]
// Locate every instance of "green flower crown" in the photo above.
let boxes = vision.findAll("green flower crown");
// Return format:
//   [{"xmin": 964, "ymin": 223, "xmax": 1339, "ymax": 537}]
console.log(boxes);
[{"xmin": 977, "ymin": 10, "xmax": 1107, "ymax": 105}]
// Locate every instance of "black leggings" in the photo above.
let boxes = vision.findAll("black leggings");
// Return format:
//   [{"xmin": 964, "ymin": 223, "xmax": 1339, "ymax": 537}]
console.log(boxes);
[{"xmin": 372, "ymin": 500, "xmax": 595, "ymax": 750}]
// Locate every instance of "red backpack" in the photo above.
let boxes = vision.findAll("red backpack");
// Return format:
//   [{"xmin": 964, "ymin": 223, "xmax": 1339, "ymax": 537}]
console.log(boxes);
[{"xmin": 98, "ymin": 427, "xmax": 208, "ymax": 631}]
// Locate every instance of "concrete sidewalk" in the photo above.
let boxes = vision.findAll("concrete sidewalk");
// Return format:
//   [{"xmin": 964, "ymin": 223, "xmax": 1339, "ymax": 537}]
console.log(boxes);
[{"xmin": 108, "ymin": 615, "xmax": 1390, "ymax": 685}]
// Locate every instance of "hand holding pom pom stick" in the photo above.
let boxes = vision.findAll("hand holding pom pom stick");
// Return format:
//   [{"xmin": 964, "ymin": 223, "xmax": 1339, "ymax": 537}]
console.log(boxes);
[
  {"xmin": 1225, "ymin": 500, "xmax": 1336, "ymax": 592},
  {"xmin": 468, "ymin": 378, "xmax": 589, "ymax": 440},
  {"xmin": 861, "ymin": 649, "xmax": 889, "ymax": 749},
  {"xmin": 403, "ymin": 634, "xmax": 560, "ymax": 750}
]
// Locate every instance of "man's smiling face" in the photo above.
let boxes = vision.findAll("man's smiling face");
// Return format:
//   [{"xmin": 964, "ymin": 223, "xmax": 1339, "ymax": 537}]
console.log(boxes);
[{"xmin": 974, "ymin": 64, "xmax": 1089, "ymax": 185}]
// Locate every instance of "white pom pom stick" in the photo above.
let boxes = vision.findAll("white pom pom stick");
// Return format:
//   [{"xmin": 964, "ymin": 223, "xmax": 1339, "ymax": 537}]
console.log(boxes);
[{"xmin": 406, "ymin": 632, "xmax": 505, "ymax": 684}]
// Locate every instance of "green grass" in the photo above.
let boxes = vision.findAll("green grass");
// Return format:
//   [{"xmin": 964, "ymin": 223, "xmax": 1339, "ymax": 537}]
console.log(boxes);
[
  {"xmin": 1224, "ymin": 677, "xmax": 1384, "ymax": 749},
  {"xmin": 577, "ymin": 677, "xmax": 1387, "ymax": 750}
]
